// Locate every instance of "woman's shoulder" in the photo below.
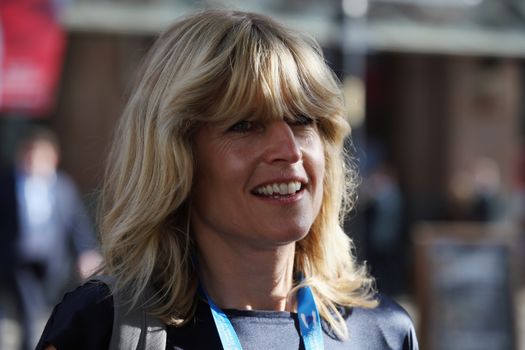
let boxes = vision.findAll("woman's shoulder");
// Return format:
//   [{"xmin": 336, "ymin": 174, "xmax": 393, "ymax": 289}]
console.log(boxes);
[
  {"xmin": 343, "ymin": 294, "xmax": 419, "ymax": 349},
  {"xmin": 367, "ymin": 294, "xmax": 415, "ymax": 327},
  {"xmin": 36, "ymin": 281, "xmax": 114, "ymax": 350}
]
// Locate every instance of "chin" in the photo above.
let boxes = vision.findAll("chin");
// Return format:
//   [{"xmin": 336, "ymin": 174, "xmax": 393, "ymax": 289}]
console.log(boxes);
[{"xmin": 265, "ymin": 225, "xmax": 311, "ymax": 246}]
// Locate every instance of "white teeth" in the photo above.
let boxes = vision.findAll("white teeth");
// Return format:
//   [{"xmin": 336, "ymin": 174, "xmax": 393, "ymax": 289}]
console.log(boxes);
[{"xmin": 255, "ymin": 181, "xmax": 302, "ymax": 196}]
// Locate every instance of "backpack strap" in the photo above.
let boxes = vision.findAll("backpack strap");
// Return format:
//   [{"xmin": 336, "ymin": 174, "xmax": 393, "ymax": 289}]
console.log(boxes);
[{"xmin": 91, "ymin": 275, "xmax": 167, "ymax": 350}]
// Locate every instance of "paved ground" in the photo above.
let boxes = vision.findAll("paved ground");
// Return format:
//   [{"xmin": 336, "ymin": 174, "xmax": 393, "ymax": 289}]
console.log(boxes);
[{"xmin": 516, "ymin": 288, "xmax": 525, "ymax": 350}]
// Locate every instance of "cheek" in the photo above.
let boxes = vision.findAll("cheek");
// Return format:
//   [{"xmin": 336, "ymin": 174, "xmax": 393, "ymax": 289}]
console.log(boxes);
[
  {"xmin": 314, "ymin": 155, "xmax": 325, "ymax": 207},
  {"xmin": 306, "ymin": 136, "xmax": 326, "ymax": 205},
  {"xmin": 193, "ymin": 145, "xmax": 249, "ymax": 198},
  {"xmin": 310, "ymin": 136, "xmax": 326, "ymax": 179}
]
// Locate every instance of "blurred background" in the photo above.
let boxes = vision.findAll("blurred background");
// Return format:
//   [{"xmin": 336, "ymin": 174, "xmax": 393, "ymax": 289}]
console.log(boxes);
[{"xmin": 0, "ymin": 0, "xmax": 524, "ymax": 349}]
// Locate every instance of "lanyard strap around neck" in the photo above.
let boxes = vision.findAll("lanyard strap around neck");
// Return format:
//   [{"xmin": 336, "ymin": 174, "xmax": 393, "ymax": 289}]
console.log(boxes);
[
  {"xmin": 297, "ymin": 285, "xmax": 324, "ymax": 350},
  {"xmin": 201, "ymin": 284, "xmax": 324, "ymax": 350}
]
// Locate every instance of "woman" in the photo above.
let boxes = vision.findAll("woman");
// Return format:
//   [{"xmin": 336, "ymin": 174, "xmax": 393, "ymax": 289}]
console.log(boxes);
[{"xmin": 37, "ymin": 10, "xmax": 418, "ymax": 350}]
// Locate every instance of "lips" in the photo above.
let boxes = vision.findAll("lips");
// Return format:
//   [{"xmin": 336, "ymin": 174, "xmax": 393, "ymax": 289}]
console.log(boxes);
[{"xmin": 253, "ymin": 181, "xmax": 303, "ymax": 196}]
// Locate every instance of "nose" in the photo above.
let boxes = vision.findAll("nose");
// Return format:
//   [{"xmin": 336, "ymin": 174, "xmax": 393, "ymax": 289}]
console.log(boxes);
[{"xmin": 262, "ymin": 121, "xmax": 302, "ymax": 164}]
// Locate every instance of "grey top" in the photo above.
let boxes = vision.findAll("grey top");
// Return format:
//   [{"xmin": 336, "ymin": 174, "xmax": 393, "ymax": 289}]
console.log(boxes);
[{"xmin": 37, "ymin": 282, "xmax": 419, "ymax": 350}]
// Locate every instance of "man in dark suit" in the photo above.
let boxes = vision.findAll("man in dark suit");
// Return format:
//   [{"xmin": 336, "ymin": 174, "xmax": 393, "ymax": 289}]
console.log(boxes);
[{"xmin": 0, "ymin": 128, "xmax": 101, "ymax": 350}]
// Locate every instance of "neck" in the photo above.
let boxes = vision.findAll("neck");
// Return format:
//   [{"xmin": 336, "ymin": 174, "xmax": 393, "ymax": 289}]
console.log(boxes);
[{"xmin": 196, "ymin": 240, "xmax": 296, "ymax": 312}]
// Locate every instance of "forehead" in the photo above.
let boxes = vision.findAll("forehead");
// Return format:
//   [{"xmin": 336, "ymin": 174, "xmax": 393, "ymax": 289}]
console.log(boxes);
[
  {"xmin": 203, "ymin": 34, "xmax": 329, "ymax": 117},
  {"xmin": 168, "ymin": 15, "xmax": 345, "ymax": 142},
  {"xmin": 24, "ymin": 139, "xmax": 57, "ymax": 152}
]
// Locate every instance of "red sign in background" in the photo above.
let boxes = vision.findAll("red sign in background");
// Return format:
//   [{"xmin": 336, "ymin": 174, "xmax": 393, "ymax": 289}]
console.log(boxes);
[{"xmin": 0, "ymin": 0, "xmax": 66, "ymax": 117}]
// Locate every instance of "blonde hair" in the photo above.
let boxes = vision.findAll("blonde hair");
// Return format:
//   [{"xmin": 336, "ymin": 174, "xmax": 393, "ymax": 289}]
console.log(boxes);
[{"xmin": 100, "ymin": 9, "xmax": 376, "ymax": 339}]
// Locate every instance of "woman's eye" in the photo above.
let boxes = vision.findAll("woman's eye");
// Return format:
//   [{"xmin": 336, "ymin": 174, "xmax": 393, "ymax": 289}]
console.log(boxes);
[{"xmin": 228, "ymin": 120, "xmax": 254, "ymax": 133}]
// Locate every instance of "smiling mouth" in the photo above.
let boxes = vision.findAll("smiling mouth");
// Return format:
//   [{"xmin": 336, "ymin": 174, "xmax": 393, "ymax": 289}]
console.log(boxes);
[{"xmin": 253, "ymin": 181, "xmax": 303, "ymax": 197}]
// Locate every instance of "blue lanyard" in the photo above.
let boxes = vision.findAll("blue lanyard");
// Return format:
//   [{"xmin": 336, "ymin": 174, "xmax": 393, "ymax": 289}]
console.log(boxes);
[
  {"xmin": 297, "ymin": 285, "xmax": 324, "ymax": 350},
  {"xmin": 201, "ymin": 284, "xmax": 324, "ymax": 350}
]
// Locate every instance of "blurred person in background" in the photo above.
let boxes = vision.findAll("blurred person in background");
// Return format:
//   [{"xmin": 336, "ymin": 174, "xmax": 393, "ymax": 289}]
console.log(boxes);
[
  {"xmin": 448, "ymin": 157, "xmax": 503, "ymax": 222},
  {"xmin": 470, "ymin": 157, "xmax": 503, "ymax": 221},
  {"xmin": 0, "ymin": 127, "xmax": 101, "ymax": 350},
  {"xmin": 362, "ymin": 160, "xmax": 404, "ymax": 296},
  {"xmin": 37, "ymin": 10, "xmax": 418, "ymax": 350}
]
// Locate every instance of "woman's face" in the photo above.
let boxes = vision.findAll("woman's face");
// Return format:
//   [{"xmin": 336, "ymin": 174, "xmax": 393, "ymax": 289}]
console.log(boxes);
[{"xmin": 191, "ymin": 117, "xmax": 325, "ymax": 249}]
